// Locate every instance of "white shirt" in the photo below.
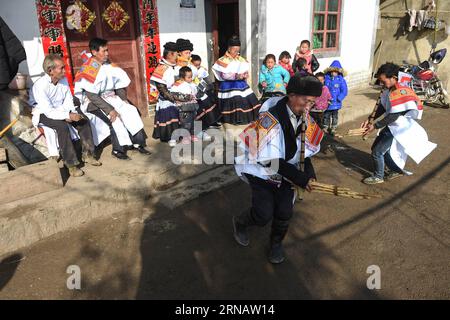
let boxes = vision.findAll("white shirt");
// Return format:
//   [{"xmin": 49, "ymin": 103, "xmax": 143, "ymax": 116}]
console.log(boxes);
[
  {"xmin": 30, "ymin": 74, "xmax": 76, "ymax": 125},
  {"xmin": 286, "ymin": 104, "xmax": 302, "ymax": 131},
  {"xmin": 170, "ymin": 80, "xmax": 198, "ymax": 96}
]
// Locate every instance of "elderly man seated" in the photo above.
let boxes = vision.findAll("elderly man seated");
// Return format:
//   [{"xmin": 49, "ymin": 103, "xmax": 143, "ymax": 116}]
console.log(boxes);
[{"xmin": 30, "ymin": 54, "xmax": 101, "ymax": 177}]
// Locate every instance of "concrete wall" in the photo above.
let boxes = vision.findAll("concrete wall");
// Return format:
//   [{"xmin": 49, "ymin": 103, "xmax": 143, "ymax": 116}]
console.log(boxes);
[
  {"xmin": 157, "ymin": 0, "xmax": 209, "ymax": 65},
  {"xmin": 1, "ymin": 0, "xmax": 45, "ymax": 86},
  {"xmin": 374, "ymin": 0, "xmax": 450, "ymax": 90},
  {"xmin": 264, "ymin": 0, "xmax": 379, "ymax": 89}
]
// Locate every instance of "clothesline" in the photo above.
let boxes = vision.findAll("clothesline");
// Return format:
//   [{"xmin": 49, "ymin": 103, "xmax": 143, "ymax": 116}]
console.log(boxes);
[{"xmin": 380, "ymin": 10, "xmax": 450, "ymax": 14}]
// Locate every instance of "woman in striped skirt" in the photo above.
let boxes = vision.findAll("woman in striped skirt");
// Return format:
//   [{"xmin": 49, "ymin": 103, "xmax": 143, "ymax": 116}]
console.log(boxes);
[{"xmin": 212, "ymin": 36, "xmax": 260, "ymax": 125}]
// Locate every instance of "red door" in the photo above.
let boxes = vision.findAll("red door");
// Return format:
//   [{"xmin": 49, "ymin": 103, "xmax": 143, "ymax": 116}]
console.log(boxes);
[{"xmin": 61, "ymin": 0, "xmax": 148, "ymax": 116}]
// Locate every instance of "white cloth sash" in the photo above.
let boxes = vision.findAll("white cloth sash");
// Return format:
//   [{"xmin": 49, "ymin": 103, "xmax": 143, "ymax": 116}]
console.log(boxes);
[
  {"xmin": 102, "ymin": 94, "xmax": 144, "ymax": 137},
  {"xmin": 388, "ymin": 113, "xmax": 437, "ymax": 170}
]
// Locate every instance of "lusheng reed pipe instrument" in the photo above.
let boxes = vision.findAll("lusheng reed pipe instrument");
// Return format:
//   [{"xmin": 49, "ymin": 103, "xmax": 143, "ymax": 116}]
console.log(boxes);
[{"xmin": 310, "ymin": 181, "xmax": 382, "ymax": 200}]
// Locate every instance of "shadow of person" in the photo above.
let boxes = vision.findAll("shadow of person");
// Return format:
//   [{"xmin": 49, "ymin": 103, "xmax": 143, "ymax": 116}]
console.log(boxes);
[
  {"xmin": 319, "ymin": 135, "xmax": 374, "ymax": 178},
  {"xmin": 135, "ymin": 177, "xmax": 383, "ymax": 300},
  {"xmin": 0, "ymin": 253, "xmax": 23, "ymax": 291},
  {"xmin": 135, "ymin": 180, "xmax": 318, "ymax": 300}
]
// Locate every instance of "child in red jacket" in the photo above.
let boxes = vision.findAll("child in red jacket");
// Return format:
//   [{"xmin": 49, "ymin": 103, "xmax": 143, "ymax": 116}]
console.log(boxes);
[{"xmin": 278, "ymin": 51, "xmax": 294, "ymax": 77}]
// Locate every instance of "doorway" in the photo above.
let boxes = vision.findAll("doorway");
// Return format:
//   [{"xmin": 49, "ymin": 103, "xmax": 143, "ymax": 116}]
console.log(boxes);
[
  {"xmin": 211, "ymin": 0, "xmax": 239, "ymax": 61},
  {"xmin": 60, "ymin": 0, "xmax": 147, "ymax": 115}
]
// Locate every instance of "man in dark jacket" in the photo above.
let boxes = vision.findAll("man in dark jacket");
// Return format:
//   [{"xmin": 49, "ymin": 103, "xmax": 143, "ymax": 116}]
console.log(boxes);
[
  {"xmin": 233, "ymin": 75, "xmax": 322, "ymax": 264},
  {"xmin": 0, "ymin": 16, "xmax": 26, "ymax": 90}
]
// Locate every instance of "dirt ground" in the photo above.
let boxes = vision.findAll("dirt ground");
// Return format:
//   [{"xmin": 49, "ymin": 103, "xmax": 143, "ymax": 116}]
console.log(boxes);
[{"xmin": 0, "ymin": 104, "xmax": 449, "ymax": 300}]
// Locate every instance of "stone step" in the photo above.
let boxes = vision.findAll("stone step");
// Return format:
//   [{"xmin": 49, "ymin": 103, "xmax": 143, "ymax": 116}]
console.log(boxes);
[
  {"xmin": 0, "ymin": 163, "xmax": 8, "ymax": 174},
  {"xmin": 0, "ymin": 147, "xmax": 6, "ymax": 162},
  {"xmin": 0, "ymin": 160, "xmax": 63, "ymax": 204}
]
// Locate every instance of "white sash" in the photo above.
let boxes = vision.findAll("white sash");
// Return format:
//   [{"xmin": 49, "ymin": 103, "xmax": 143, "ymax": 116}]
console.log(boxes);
[{"xmin": 388, "ymin": 113, "xmax": 437, "ymax": 170}]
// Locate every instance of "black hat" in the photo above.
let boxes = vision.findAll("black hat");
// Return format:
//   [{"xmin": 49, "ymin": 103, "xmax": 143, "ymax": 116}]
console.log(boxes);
[
  {"xmin": 163, "ymin": 42, "xmax": 178, "ymax": 52},
  {"xmin": 176, "ymin": 38, "xmax": 194, "ymax": 52},
  {"xmin": 228, "ymin": 36, "xmax": 241, "ymax": 47},
  {"xmin": 287, "ymin": 75, "xmax": 323, "ymax": 97}
]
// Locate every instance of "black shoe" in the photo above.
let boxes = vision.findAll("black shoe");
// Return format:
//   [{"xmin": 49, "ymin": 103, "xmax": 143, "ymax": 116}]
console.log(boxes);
[
  {"xmin": 137, "ymin": 146, "xmax": 152, "ymax": 155},
  {"xmin": 268, "ymin": 243, "xmax": 285, "ymax": 264},
  {"xmin": 111, "ymin": 150, "xmax": 131, "ymax": 160},
  {"xmin": 232, "ymin": 216, "xmax": 249, "ymax": 247},
  {"xmin": 209, "ymin": 122, "xmax": 222, "ymax": 129}
]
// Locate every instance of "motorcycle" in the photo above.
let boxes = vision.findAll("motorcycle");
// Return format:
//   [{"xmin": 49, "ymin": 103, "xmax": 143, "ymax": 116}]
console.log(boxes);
[{"xmin": 399, "ymin": 48, "xmax": 449, "ymax": 107}]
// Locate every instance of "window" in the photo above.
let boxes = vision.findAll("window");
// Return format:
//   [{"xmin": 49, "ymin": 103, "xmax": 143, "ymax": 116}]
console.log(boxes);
[{"xmin": 312, "ymin": 0, "xmax": 341, "ymax": 52}]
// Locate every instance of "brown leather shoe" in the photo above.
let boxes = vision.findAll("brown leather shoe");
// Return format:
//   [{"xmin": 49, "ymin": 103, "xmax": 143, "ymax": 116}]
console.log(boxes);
[
  {"xmin": 83, "ymin": 154, "xmax": 102, "ymax": 166},
  {"xmin": 68, "ymin": 166, "xmax": 85, "ymax": 177}
]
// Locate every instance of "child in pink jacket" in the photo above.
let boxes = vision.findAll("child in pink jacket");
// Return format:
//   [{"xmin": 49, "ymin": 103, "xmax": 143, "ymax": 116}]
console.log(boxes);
[{"xmin": 310, "ymin": 72, "xmax": 331, "ymax": 128}]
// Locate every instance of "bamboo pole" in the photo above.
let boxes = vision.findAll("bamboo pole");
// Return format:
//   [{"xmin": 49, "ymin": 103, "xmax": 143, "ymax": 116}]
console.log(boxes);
[
  {"xmin": 310, "ymin": 181, "xmax": 382, "ymax": 200},
  {"xmin": 296, "ymin": 112, "xmax": 307, "ymax": 201},
  {"xmin": 362, "ymin": 88, "xmax": 384, "ymax": 140},
  {"xmin": 0, "ymin": 118, "xmax": 19, "ymax": 138}
]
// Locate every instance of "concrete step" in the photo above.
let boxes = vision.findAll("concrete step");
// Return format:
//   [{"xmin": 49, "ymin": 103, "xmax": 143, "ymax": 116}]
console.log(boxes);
[
  {"xmin": 0, "ymin": 147, "xmax": 6, "ymax": 162},
  {"xmin": 0, "ymin": 160, "xmax": 63, "ymax": 204}
]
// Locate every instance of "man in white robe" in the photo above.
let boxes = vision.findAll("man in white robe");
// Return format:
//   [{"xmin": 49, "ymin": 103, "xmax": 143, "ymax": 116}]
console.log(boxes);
[
  {"xmin": 74, "ymin": 38, "xmax": 151, "ymax": 160},
  {"xmin": 30, "ymin": 54, "xmax": 101, "ymax": 177}
]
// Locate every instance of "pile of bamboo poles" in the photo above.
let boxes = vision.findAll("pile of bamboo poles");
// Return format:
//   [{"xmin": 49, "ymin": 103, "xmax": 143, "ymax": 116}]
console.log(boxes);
[
  {"xmin": 310, "ymin": 181, "xmax": 381, "ymax": 200},
  {"xmin": 345, "ymin": 128, "xmax": 367, "ymax": 137}
]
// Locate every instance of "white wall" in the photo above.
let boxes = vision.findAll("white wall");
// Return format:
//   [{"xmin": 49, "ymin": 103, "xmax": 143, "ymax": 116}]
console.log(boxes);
[
  {"xmin": 265, "ymin": 0, "xmax": 312, "ymax": 61},
  {"xmin": 320, "ymin": 0, "xmax": 378, "ymax": 78},
  {"xmin": 157, "ymin": 0, "xmax": 208, "ymax": 64},
  {"xmin": 264, "ymin": 0, "xmax": 378, "ymax": 87},
  {"xmin": 1, "ymin": 0, "xmax": 45, "ymax": 86}
]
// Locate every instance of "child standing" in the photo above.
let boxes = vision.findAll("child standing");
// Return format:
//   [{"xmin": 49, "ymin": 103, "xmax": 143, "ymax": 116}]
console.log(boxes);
[
  {"xmin": 293, "ymin": 40, "xmax": 320, "ymax": 74},
  {"xmin": 190, "ymin": 54, "xmax": 210, "ymax": 85},
  {"xmin": 278, "ymin": 51, "xmax": 294, "ymax": 77},
  {"xmin": 323, "ymin": 60, "xmax": 348, "ymax": 135},
  {"xmin": 189, "ymin": 54, "xmax": 221, "ymax": 139},
  {"xmin": 295, "ymin": 58, "xmax": 312, "ymax": 77},
  {"xmin": 259, "ymin": 54, "xmax": 290, "ymax": 104},
  {"xmin": 310, "ymin": 72, "xmax": 332, "ymax": 128},
  {"xmin": 170, "ymin": 66, "xmax": 199, "ymax": 144}
]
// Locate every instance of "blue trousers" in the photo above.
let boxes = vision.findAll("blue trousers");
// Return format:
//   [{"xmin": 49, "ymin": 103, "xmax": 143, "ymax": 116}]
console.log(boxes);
[{"xmin": 371, "ymin": 127, "xmax": 403, "ymax": 179}]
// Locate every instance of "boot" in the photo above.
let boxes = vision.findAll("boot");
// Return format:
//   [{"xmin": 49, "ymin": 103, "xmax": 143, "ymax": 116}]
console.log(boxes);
[
  {"xmin": 268, "ymin": 219, "xmax": 290, "ymax": 264},
  {"xmin": 82, "ymin": 153, "xmax": 102, "ymax": 166},
  {"xmin": 268, "ymin": 243, "xmax": 285, "ymax": 264},
  {"xmin": 232, "ymin": 210, "xmax": 254, "ymax": 247},
  {"xmin": 68, "ymin": 166, "xmax": 84, "ymax": 177},
  {"xmin": 329, "ymin": 126, "xmax": 337, "ymax": 137}
]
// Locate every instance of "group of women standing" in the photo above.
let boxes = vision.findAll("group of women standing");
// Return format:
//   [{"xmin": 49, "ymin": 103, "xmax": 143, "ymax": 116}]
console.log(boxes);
[{"xmin": 151, "ymin": 36, "xmax": 260, "ymax": 146}]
